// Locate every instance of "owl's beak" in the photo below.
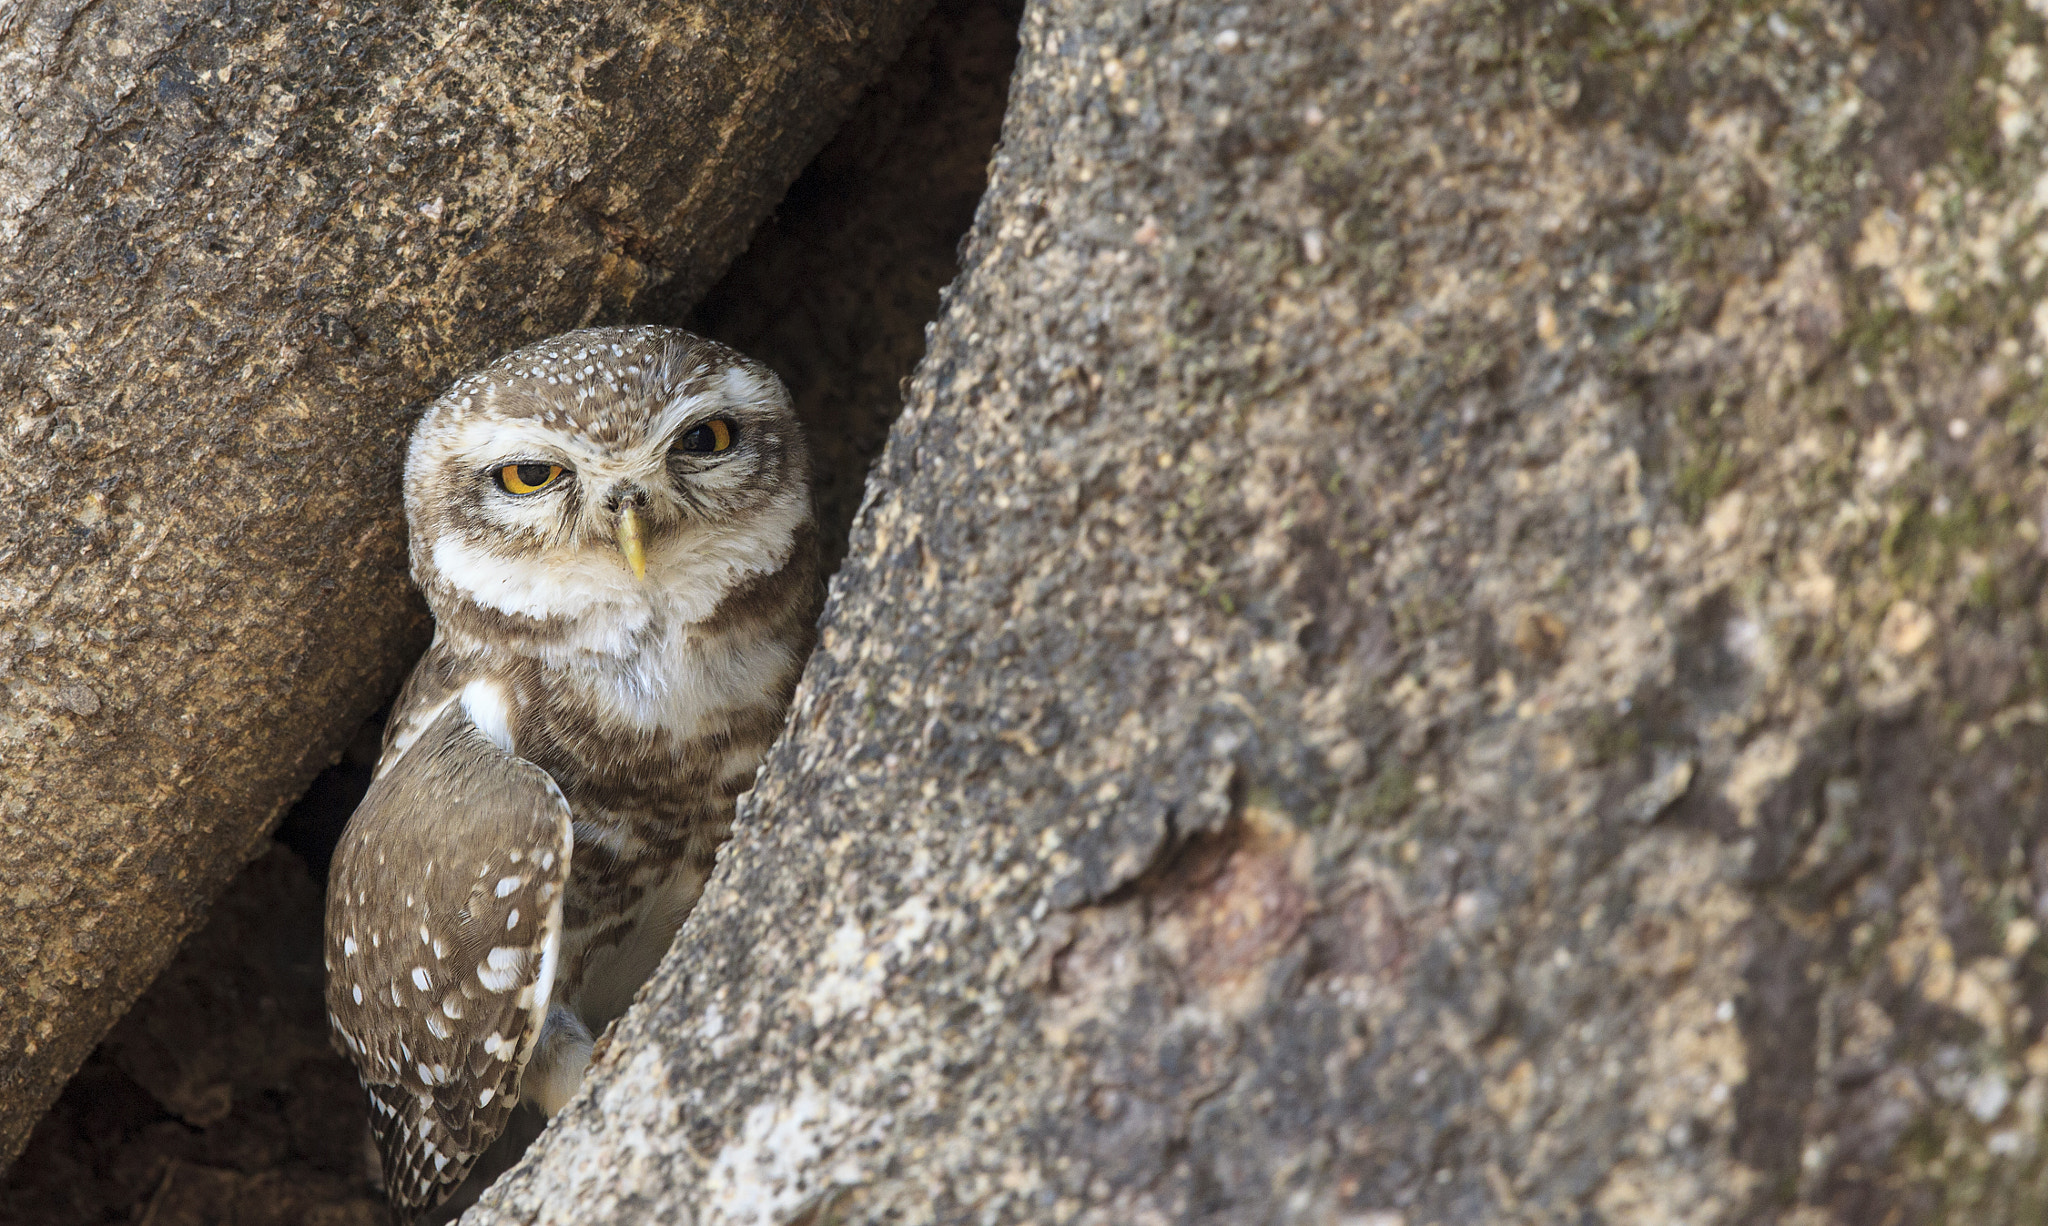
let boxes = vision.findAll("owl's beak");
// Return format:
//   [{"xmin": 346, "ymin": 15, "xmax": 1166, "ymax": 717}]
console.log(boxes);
[{"xmin": 614, "ymin": 505, "xmax": 648, "ymax": 581}]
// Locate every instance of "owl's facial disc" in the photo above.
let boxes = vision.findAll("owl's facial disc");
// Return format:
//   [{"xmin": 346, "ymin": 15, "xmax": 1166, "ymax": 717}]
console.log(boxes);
[
  {"xmin": 448, "ymin": 417, "xmax": 780, "ymax": 602},
  {"xmin": 406, "ymin": 327, "xmax": 809, "ymax": 632}
]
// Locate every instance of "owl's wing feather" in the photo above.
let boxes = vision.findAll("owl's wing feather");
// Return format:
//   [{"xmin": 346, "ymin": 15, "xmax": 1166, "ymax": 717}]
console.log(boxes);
[{"xmin": 324, "ymin": 698, "xmax": 572, "ymax": 1220}]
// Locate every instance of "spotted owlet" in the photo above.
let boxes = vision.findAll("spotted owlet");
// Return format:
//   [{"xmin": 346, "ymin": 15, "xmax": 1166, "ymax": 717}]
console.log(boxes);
[{"xmin": 321, "ymin": 326, "xmax": 820, "ymax": 1219}]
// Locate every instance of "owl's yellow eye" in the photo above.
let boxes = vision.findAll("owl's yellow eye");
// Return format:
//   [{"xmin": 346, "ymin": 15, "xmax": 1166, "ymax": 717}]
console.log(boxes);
[
  {"xmin": 495, "ymin": 463, "xmax": 565, "ymax": 495},
  {"xmin": 676, "ymin": 419, "xmax": 735, "ymax": 454}
]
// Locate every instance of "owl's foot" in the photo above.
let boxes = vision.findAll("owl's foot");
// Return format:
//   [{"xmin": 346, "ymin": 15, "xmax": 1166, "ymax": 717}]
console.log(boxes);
[{"xmin": 523, "ymin": 1006, "xmax": 593, "ymax": 1117}]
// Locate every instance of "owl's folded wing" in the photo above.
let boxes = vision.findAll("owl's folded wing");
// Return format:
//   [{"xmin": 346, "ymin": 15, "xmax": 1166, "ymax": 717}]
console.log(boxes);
[{"xmin": 323, "ymin": 699, "xmax": 573, "ymax": 1219}]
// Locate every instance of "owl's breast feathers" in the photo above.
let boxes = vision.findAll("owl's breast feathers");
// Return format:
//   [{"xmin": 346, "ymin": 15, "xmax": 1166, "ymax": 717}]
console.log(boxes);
[{"xmin": 397, "ymin": 515, "xmax": 818, "ymax": 804}]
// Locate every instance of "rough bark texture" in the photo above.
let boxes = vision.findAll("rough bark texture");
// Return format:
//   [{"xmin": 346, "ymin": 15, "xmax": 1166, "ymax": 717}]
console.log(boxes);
[
  {"xmin": 0, "ymin": 0, "xmax": 932, "ymax": 1162},
  {"xmin": 476, "ymin": 0, "xmax": 2048, "ymax": 1223}
]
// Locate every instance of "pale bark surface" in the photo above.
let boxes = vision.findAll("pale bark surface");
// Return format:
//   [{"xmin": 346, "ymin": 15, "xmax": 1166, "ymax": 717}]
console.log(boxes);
[
  {"xmin": 0, "ymin": 0, "xmax": 931, "ymax": 1162},
  {"xmin": 478, "ymin": 0, "xmax": 2048, "ymax": 1222}
]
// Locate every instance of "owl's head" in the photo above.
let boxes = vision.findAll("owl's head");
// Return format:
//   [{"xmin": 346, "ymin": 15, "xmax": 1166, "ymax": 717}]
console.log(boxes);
[{"xmin": 403, "ymin": 326, "xmax": 811, "ymax": 644}]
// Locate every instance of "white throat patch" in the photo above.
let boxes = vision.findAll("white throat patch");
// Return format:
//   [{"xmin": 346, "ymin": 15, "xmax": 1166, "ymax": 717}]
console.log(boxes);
[
  {"xmin": 430, "ymin": 487, "xmax": 809, "ymax": 656},
  {"xmin": 431, "ymin": 532, "xmax": 656, "ymax": 629}
]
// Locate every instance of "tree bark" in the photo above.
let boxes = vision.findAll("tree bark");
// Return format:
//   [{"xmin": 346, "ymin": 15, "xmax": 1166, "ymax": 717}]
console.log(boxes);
[
  {"xmin": 0, "ymin": 0, "xmax": 932, "ymax": 1163},
  {"xmin": 476, "ymin": 0, "xmax": 2048, "ymax": 1222}
]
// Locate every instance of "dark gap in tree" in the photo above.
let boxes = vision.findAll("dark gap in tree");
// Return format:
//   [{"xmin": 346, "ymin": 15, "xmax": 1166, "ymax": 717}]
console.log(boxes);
[
  {"xmin": 675, "ymin": 0, "xmax": 1025, "ymax": 579},
  {"xmin": 0, "ymin": 2, "xmax": 1019, "ymax": 1220}
]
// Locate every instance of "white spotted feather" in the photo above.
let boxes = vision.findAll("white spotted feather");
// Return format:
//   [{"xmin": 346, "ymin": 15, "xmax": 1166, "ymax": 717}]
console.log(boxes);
[{"xmin": 325, "ymin": 701, "xmax": 571, "ymax": 1218}]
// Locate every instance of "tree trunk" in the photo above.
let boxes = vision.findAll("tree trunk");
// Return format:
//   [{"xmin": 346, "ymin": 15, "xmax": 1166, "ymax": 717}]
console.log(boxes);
[
  {"xmin": 476, "ymin": 0, "xmax": 2048, "ymax": 1222},
  {"xmin": 0, "ymin": 0, "xmax": 931, "ymax": 1163}
]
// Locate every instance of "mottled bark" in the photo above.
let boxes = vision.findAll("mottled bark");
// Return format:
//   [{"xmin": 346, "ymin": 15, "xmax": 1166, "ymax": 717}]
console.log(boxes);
[
  {"xmin": 0, "ymin": 0, "xmax": 931, "ymax": 1162},
  {"xmin": 478, "ymin": 0, "xmax": 2048, "ymax": 1223}
]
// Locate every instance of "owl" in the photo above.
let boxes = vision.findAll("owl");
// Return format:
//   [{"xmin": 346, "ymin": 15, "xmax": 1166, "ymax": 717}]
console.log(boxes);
[{"xmin": 322, "ymin": 326, "xmax": 820, "ymax": 1219}]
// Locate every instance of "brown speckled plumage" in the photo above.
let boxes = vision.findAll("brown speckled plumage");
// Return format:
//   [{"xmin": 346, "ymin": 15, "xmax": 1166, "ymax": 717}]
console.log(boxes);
[{"xmin": 322, "ymin": 326, "xmax": 820, "ymax": 1220}]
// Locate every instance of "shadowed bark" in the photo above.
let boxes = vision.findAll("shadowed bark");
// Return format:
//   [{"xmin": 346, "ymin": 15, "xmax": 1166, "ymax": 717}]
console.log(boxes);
[
  {"xmin": 0, "ymin": 0, "xmax": 933, "ymax": 1163},
  {"xmin": 474, "ymin": 0, "xmax": 2048, "ymax": 1223}
]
